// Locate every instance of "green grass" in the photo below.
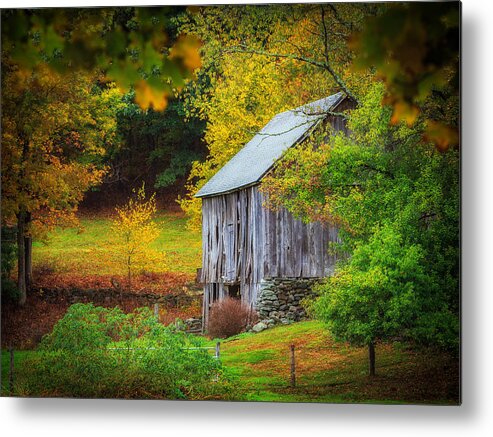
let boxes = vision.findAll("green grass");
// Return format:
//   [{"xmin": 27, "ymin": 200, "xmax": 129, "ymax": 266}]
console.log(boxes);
[
  {"xmin": 32, "ymin": 211, "xmax": 201, "ymax": 276},
  {"xmin": 206, "ymin": 321, "xmax": 459, "ymax": 404},
  {"xmin": 1, "ymin": 349, "xmax": 33, "ymax": 396}
]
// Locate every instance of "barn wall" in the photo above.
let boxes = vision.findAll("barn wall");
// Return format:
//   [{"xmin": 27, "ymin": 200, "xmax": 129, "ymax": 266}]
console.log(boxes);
[
  {"xmin": 201, "ymin": 186, "xmax": 339, "ymax": 323},
  {"xmin": 201, "ymin": 186, "xmax": 263, "ymax": 323},
  {"xmin": 325, "ymin": 97, "xmax": 355, "ymax": 135},
  {"xmin": 260, "ymin": 199, "xmax": 339, "ymax": 279}
]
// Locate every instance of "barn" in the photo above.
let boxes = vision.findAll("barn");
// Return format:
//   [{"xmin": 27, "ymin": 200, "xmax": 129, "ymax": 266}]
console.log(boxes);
[{"xmin": 195, "ymin": 92, "xmax": 353, "ymax": 328}]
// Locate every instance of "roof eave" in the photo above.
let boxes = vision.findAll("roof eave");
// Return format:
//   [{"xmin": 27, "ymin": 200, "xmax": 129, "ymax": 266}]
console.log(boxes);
[{"xmin": 195, "ymin": 181, "xmax": 261, "ymax": 199}]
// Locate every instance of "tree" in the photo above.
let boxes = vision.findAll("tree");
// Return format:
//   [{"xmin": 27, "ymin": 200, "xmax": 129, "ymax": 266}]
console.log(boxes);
[
  {"xmin": 313, "ymin": 227, "xmax": 429, "ymax": 376},
  {"xmin": 1, "ymin": 7, "xmax": 202, "ymax": 111},
  {"xmin": 178, "ymin": 3, "xmax": 374, "ymax": 229},
  {"xmin": 263, "ymin": 83, "xmax": 459, "ymax": 374},
  {"xmin": 92, "ymin": 91, "xmax": 205, "ymax": 204},
  {"xmin": 108, "ymin": 184, "xmax": 165, "ymax": 289},
  {"xmin": 178, "ymin": 52, "xmax": 298, "ymax": 230},
  {"xmin": 1, "ymin": 64, "xmax": 125, "ymax": 305}
]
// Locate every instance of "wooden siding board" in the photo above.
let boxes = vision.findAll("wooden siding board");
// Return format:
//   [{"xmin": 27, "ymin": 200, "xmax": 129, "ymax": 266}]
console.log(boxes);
[
  {"xmin": 284, "ymin": 208, "xmax": 294, "ymax": 277},
  {"xmin": 294, "ymin": 216, "xmax": 303, "ymax": 277},
  {"xmin": 201, "ymin": 187, "xmax": 340, "ymax": 282}
]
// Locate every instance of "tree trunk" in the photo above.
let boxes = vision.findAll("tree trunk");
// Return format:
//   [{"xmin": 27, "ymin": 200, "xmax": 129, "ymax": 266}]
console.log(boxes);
[
  {"xmin": 17, "ymin": 211, "xmax": 27, "ymax": 306},
  {"xmin": 24, "ymin": 212, "xmax": 32, "ymax": 290},
  {"xmin": 368, "ymin": 342, "xmax": 376, "ymax": 377},
  {"xmin": 127, "ymin": 258, "xmax": 131, "ymax": 291}
]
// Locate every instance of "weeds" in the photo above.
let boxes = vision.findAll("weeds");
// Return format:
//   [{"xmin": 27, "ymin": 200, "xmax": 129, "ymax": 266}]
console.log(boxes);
[{"xmin": 19, "ymin": 303, "xmax": 236, "ymax": 400}]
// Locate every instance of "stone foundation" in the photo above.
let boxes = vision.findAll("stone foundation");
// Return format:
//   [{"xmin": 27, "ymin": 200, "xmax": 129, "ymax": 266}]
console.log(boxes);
[{"xmin": 254, "ymin": 278, "xmax": 321, "ymax": 329}]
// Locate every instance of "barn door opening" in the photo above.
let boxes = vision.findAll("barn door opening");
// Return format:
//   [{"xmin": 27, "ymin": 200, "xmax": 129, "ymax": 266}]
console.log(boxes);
[{"xmin": 225, "ymin": 283, "xmax": 240, "ymax": 299}]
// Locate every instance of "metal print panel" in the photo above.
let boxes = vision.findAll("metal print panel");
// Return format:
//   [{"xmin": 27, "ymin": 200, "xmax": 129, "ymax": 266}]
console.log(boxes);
[{"xmin": 1, "ymin": 2, "xmax": 460, "ymax": 404}]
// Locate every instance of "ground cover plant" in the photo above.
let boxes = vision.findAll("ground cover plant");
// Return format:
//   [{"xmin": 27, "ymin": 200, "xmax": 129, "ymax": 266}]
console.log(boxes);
[{"xmin": 3, "ymin": 303, "xmax": 234, "ymax": 400}]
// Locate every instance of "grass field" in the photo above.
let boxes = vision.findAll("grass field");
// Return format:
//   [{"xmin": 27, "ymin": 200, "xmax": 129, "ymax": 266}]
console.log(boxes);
[
  {"xmin": 208, "ymin": 320, "xmax": 459, "ymax": 404},
  {"xmin": 1, "ymin": 320, "xmax": 459, "ymax": 403},
  {"xmin": 32, "ymin": 211, "xmax": 201, "ymax": 277}
]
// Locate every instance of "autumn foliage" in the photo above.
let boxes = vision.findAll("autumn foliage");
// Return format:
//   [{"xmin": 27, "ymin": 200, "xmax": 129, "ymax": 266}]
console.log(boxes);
[{"xmin": 107, "ymin": 184, "xmax": 165, "ymax": 289}]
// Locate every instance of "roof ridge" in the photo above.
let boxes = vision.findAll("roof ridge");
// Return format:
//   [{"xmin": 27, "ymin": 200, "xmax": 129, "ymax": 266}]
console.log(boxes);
[{"xmin": 272, "ymin": 92, "xmax": 345, "ymax": 119}]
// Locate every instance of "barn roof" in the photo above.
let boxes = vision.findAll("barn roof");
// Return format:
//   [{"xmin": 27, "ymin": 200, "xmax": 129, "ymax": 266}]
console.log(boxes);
[{"xmin": 195, "ymin": 92, "xmax": 345, "ymax": 198}]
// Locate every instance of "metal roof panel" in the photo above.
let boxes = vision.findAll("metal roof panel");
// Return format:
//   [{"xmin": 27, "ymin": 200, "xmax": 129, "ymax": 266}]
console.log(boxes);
[{"xmin": 195, "ymin": 93, "xmax": 344, "ymax": 198}]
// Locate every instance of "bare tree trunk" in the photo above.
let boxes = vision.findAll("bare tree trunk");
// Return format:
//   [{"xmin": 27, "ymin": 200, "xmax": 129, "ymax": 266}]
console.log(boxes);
[
  {"xmin": 368, "ymin": 342, "xmax": 376, "ymax": 377},
  {"xmin": 24, "ymin": 211, "xmax": 32, "ymax": 290},
  {"xmin": 25, "ymin": 236, "xmax": 32, "ymax": 289},
  {"xmin": 127, "ymin": 257, "xmax": 131, "ymax": 291},
  {"xmin": 17, "ymin": 210, "xmax": 26, "ymax": 306}
]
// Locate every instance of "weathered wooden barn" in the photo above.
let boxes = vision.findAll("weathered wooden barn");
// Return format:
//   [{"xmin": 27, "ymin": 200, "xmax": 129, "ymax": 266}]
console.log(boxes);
[{"xmin": 195, "ymin": 92, "xmax": 353, "ymax": 327}]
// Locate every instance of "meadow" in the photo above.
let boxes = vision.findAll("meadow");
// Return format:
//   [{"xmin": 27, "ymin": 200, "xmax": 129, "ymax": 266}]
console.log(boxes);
[{"xmin": 32, "ymin": 211, "xmax": 202, "ymax": 278}]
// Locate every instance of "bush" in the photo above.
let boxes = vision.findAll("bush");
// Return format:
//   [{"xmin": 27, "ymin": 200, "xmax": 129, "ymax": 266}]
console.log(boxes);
[
  {"xmin": 21, "ymin": 303, "xmax": 236, "ymax": 399},
  {"xmin": 207, "ymin": 297, "xmax": 257, "ymax": 338}
]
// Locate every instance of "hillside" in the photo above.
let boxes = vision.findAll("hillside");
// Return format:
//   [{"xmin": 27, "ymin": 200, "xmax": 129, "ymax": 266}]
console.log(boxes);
[{"xmin": 210, "ymin": 321, "xmax": 460, "ymax": 404}]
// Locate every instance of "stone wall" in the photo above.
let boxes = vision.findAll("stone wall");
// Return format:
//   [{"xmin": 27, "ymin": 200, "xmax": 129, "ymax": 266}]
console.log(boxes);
[
  {"xmin": 182, "ymin": 317, "xmax": 203, "ymax": 333},
  {"xmin": 35, "ymin": 286, "xmax": 200, "ymax": 307},
  {"xmin": 254, "ymin": 278, "xmax": 321, "ymax": 330}
]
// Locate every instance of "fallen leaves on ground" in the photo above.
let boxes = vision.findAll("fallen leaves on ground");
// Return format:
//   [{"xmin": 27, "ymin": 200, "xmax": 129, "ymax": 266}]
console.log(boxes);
[{"xmin": 2, "ymin": 271, "xmax": 202, "ymax": 349}]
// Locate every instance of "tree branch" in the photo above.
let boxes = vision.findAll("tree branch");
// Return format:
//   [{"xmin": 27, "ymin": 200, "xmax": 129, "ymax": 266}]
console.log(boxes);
[
  {"xmin": 223, "ymin": 45, "xmax": 360, "ymax": 104},
  {"xmin": 327, "ymin": 3, "xmax": 353, "ymax": 31}
]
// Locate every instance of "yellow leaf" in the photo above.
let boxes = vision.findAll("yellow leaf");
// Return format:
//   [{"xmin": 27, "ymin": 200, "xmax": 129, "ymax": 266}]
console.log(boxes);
[
  {"xmin": 169, "ymin": 35, "xmax": 202, "ymax": 72},
  {"xmin": 390, "ymin": 101, "xmax": 420, "ymax": 126},
  {"xmin": 134, "ymin": 80, "xmax": 168, "ymax": 111}
]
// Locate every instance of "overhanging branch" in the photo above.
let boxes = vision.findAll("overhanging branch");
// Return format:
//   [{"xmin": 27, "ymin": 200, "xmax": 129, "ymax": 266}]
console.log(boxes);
[{"xmin": 223, "ymin": 45, "xmax": 360, "ymax": 104}]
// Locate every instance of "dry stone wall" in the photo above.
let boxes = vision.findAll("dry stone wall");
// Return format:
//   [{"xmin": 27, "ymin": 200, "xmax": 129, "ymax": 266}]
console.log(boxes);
[{"xmin": 253, "ymin": 278, "xmax": 321, "ymax": 330}]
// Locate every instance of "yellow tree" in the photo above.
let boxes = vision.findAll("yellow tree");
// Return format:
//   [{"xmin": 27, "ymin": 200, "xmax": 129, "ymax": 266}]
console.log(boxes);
[
  {"xmin": 109, "ymin": 184, "xmax": 165, "ymax": 289},
  {"xmin": 1, "ymin": 63, "xmax": 124, "ymax": 304},
  {"xmin": 179, "ymin": 53, "xmax": 297, "ymax": 230}
]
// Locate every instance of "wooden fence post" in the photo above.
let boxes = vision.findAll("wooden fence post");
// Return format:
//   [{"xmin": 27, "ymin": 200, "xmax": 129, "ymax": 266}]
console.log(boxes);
[
  {"xmin": 290, "ymin": 344, "xmax": 296, "ymax": 388},
  {"xmin": 215, "ymin": 342, "xmax": 221, "ymax": 359},
  {"xmin": 9, "ymin": 346, "xmax": 14, "ymax": 395},
  {"xmin": 154, "ymin": 303, "xmax": 159, "ymax": 320}
]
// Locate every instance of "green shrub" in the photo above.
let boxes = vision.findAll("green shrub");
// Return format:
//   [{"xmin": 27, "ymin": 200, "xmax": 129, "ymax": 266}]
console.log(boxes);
[{"xmin": 22, "ymin": 303, "xmax": 235, "ymax": 399}]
